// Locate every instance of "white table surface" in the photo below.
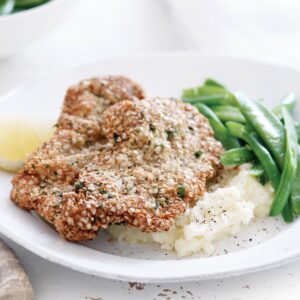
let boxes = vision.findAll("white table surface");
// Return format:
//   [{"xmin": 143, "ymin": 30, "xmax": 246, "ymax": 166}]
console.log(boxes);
[{"xmin": 1, "ymin": 0, "xmax": 300, "ymax": 299}]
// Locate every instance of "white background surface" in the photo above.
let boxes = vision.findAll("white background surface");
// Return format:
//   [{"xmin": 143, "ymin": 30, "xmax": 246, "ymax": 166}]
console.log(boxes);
[{"xmin": 1, "ymin": 0, "xmax": 300, "ymax": 299}]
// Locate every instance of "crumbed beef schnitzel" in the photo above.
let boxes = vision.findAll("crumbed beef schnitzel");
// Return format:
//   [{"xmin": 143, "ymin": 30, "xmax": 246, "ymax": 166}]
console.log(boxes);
[{"xmin": 11, "ymin": 75, "xmax": 223, "ymax": 241}]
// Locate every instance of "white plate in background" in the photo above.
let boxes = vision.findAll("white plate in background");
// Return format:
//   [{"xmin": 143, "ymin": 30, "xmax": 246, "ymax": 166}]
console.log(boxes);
[
  {"xmin": 0, "ymin": 0, "xmax": 76, "ymax": 57},
  {"xmin": 0, "ymin": 53, "xmax": 300, "ymax": 282}
]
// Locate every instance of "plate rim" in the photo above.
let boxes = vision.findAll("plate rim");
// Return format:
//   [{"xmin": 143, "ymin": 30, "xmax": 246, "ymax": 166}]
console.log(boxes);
[{"xmin": 1, "ymin": 213, "xmax": 300, "ymax": 283}]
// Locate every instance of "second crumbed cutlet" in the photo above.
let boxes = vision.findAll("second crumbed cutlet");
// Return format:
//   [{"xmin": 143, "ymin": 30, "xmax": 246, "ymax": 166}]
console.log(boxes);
[{"xmin": 11, "ymin": 75, "xmax": 223, "ymax": 241}]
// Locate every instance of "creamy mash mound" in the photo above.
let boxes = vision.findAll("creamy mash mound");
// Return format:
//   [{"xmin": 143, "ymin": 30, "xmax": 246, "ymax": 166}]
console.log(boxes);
[{"xmin": 108, "ymin": 164, "xmax": 274, "ymax": 257}]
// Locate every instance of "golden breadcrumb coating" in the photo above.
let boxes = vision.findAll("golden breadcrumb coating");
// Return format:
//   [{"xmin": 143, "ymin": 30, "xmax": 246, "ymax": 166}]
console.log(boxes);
[{"xmin": 11, "ymin": 75, "xmax": 223, "ymax": 241}]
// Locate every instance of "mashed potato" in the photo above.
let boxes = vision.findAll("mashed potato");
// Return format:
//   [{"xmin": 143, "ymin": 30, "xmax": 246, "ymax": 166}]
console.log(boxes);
[{"xmin": 108, "ymin": 164, "xmax": 274, "ymax": 257}]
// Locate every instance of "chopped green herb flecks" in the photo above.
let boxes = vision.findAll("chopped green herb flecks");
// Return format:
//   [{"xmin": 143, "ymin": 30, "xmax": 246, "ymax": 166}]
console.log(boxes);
[
  {"xmin": 70, "ymin": 160, "xmax": 77, "ymax": 166},
  {"xmin": 85, "ymin": 140, "xmax": 93, "ymax": 147},
  {"xmin": 74, "ymin": 181, "xmax": 84, "ymax": 192},
  {"xmin": 113, "ymin": 133, "xmax": 119, "ymax": 143},
  {"xmin": 177, "ymin": 184, "xmax": 185, "ymax": 198},
  {"xmin": 194, "ymin": 150, "xmax": 203, "ymax": 158},
  {"xmin": 166, "ymin": 129, "xmax": 176, "ymax": 140},
  {"xmin": 149, "ymin": 123, "xmax": 156, "ymax": 132},
  {"xmin": 55, "ymin": 191, "xmax": 63, "ymax": 198},
  {"xmin": 99, "ymin": 189, "xmax": 108, "ymax": 195},
  {"xmin": 154, "ymin": 200, "xmax": 160, "ymax": 209}
]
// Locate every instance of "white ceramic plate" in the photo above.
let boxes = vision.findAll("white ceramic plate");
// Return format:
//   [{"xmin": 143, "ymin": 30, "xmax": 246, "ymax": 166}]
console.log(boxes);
[
  {"xmin": 0, "ymin": 0, "xmax": 76, "ymax": 58},
  {"xmin": 1, "ymin": 54, "xmax": 300, "ymax": 283}
]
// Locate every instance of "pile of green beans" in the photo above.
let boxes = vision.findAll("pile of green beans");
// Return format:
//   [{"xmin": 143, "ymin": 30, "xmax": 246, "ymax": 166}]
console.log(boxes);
[
  {"xmin": 0, "ymin": 0, "xmax": 50, "ymax": 15},
  {"xmin": 182, "ymin": 79, "xmax": 299, "ymax": 222}
]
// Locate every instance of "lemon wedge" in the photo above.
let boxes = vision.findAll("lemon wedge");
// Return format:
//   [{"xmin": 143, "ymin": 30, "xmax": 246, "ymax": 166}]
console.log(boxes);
[{"xmin": 0, "ymin": 117, "xmax": 54, "ymax": 172}]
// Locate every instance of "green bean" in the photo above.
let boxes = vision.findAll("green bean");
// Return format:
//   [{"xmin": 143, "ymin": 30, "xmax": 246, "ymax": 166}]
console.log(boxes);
[
  {"xmin": 270, "ymin": 108, "xmax": 298, "ymax": 216},
  {"xmin": 291, "ymin": 149, "xmax": 300, "ymax": 214},
  {"xmin": 182, "ymin": 88, "xmax": 198, "ymax": 98},
  {"xmin": 273, "ymin": 92, "xmax": 296, "ymax": 119},
  {"xmin": 197, "ymin": 86, "xmax": 236, "ymax": 103},
  {"xmin": 295, "ymin": 122, "xmax": 300, "ymax": 143},
  {"xmin": 221, "ymin": 147, "xmax": 254, "ymax": 166},
  {"xmin": 258, "ymin": 172, "xmax": 270, "ymax": 185},
  {"xmin": 246, "ymin": 132, "xmax": 281, "ymax": 189},
  {"xmin": 183, "ymin": 79, "xmax": 225, "ymax": 98},
  {"xmin": 211, "ymin": 105, "xmax": 246, "ymax": 123},
  {"xmin": 183, "ymin": 85, "xmax": 236, "ymax": 106},
  {"xmin": 225, "ymin": 121, "xmax": 244, "ymax": 139},
  {"xmin": 249, "ymin": 162, "xmax": 265, "ymax": 178},
  {"xmin": 204, "ymin": 78, "xmax": 225, "ymax": 88},
  {"xmin": 234, "ymin": 92, "xmax": 286, "ymax": 168},
  {"xmin": 226, "ymin": 121, "xmax": 281, "ymax": 189},
  {"xmin": 196, "ymin": 86, "xmax": 226, "ymax": 96},
  {"xmin": 248, "ymin": 160, "xmax": 269, "ymax": 185},
  {"xmin": 14, "ymin": 0, "xmax": 48, "ymax": 9},
  {"xmin": 0, "ymin": 0, "xmax": 14, "ymax": 14},
  {"xmin": 282, "ymin": 202, "xmax": 294, "ymax": 223},
  {"xmin": 183, "ymin": 94, "xmax": 234, "ymax": 106},
  {"xmin": 195, "ymin": 104, "xmax": 240, "ymax": 150},
  {"xmin": 182, "ymin": 86, "xmax": 225, "ymax": 99},
  {"xmin": 245, "ymin": 157, "xmax": 270, "ymax": 186},
  {"xmin": 241, "ymin": 94, "xmax": 297, "ymax": 220}
]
